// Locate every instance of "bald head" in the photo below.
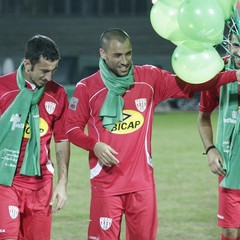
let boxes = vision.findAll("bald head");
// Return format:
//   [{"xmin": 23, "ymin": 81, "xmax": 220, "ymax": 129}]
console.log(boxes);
[{"xmin": 100, "ymin": 28, "xmax": 131, "ymax": 52}]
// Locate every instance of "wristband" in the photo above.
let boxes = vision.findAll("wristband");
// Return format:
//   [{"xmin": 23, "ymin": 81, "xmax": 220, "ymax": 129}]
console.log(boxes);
[{"xmin": 203, "ymin": 145, "xmax": 215, "ymax": 155}]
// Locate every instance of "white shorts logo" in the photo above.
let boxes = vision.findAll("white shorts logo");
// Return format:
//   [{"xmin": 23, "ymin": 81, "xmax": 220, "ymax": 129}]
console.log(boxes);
[
  {"xmin": 217, "ymin": 214, "xmax": 224, "ymax": 220},
  {"xmin": 99, "ymin": 217, "xmax": 112, "ymax": 230},
  {"xmin": 9, "ymin": 205, "xmax": 19, "ymax": 219}
]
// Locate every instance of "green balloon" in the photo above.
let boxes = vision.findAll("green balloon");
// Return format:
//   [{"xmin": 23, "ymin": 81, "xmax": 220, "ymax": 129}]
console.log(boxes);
[
  {"xmin": 171, "ymin": 41, "xmax": 224, "ymax": 84},
  {"xmin": 178, "ymin": 0, "xmax": 225, "ymax": 45},
  {"xmin": 215, "ymin": 0, "xmax": 238, "ymax": 20},
  {"xmin": 150, "ymin": 0, "xmax": 189, "ymax": 44}
]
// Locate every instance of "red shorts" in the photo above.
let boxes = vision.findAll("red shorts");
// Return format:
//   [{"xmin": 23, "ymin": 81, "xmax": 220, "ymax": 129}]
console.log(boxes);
[
  {"xmin": 0, "ymin": 180, "xmax": 52, "ymax": 240},
  {"xmin": 218, "ymin": 177, "xmax": 240, "ymax": 228},
  {"xmin": 88, "ymin": 188, "xmax": 158, "ymax": 240}
]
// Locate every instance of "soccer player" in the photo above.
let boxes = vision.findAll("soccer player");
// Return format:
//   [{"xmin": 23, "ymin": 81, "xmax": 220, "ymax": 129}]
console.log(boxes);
[
  {"xmin": 0, "ymin": 35, "xmax": 70, "ymax": 240},
  {"xmin": 198, "ymin": 14, "xmax": 240, "ymax": 240},
  {"xmin": 66, "ymin": 28, "xmax": 240, "ymax": 239}
]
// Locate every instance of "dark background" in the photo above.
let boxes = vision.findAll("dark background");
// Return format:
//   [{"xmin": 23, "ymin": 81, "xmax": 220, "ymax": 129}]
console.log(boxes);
[{"xmin": 0, "ymin": 0, "xmax": 225, "ymax": 110}]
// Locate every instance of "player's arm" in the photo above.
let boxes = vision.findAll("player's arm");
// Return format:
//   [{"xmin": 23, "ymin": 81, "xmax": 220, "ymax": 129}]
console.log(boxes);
[
  {"xmin": 66, "ymin": 83, "xmax": 97, "ymax": 151},
  {"xmin": 50, "ymin": 140, "xmax": 70, "ymax": 213},
  {"xmin": 153, "ymin": 67, "xmax": 240, "ymax": 102},
  {"xmin": 198, "ymin": 111, "xmax": 214, "ymax": 151},
  {"xmin": 198, "ymin": 111, "xmax": 225, "ymax": 176},
  {"xmin": 50, "ymin": 87, "xmax": 70, "ymax": 213},
  {"xmin": 176, "ymin": 70, "xmax": 238, "ymax": 94},
  {"xmin": 66, "ymin": 84, "xmax": 119, "ymax": 166},
  {"xmin": 93, "ymin": 142, "xmax": 119, "ymax": 167}
]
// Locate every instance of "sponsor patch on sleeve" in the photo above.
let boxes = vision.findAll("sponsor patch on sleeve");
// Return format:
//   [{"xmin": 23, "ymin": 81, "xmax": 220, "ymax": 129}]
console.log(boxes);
[{"xmin": 69, "ymin": 97, "xmax": 79, "ymax": 111}]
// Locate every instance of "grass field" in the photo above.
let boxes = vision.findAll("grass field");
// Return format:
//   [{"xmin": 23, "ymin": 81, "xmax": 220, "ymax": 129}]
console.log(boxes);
[{"xmin": 51, "ymin": 111, "xmax": 220, "ymax": 240}]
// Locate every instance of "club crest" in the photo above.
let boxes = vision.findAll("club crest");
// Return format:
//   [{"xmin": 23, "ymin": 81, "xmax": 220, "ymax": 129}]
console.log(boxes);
[
  {"xmin": 135, "ymin": 98, "xmax": 147, "ymax": 112},
  {"xmin": 9, "ymin": 205, "xmax": 19, "ymax": 219},
  {"xmin": 45, "ymin": 101, "xmax": 56, "ymax": 114},
  {"xmin": 99, "ymin": 217, "xmax": 112, "ymax": 230}
]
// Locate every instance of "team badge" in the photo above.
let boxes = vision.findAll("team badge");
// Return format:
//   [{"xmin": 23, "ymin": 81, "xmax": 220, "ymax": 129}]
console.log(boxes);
[
  {"xmin": 99, "ymin": 217, "xmax": 112, "ymax": 230},
  {"xmin": 9, "ymin": 205, "xmax": 19, "ymax": 219},
  {"xmin": 135, "ymin": 98, "xmax": 147, "ymax": 112},
  {"xmin": 69, "ymin": 97, "xmax": 79, "ymax": 111},
  {"xmin": 45, "ymin": 101, "xmax": 56, "ymax": 114}
]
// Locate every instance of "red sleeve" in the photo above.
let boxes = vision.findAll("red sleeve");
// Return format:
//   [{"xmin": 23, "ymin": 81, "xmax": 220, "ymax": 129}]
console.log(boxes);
[
  {"xmin": 65, "ymin": 82, "xmax": 97, "ymax": 151},
  {"xmin": 53, "ymin": 87, "xmax": 69, "ymax": 142},
  {"xmin": 176, "ymin": 70, "xmax": 237, "ymax": 94},
  {"xmin": 66, "ymin": 127, "xmax": 97, "ymax": 151},
  {"xmin": 145, "ymin": 65, "xmax": 236, "ymax": 104}
]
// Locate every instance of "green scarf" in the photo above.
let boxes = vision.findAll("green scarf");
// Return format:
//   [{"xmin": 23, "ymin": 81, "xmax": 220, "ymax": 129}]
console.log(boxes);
[
  {"xmin": 217, "ymin": 58, "xmax": 240, "ymax": 188},
  {"xmin": 99, "ymin": 57, "xmax": 134, "ymax": 130},
  {"xmin": 0, "ymin": 63, "xmax": 44, "ymax": 186}
]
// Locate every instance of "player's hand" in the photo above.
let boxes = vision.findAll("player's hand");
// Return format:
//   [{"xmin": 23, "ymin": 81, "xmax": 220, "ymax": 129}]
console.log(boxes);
[
  {"xmin": 94, "ymin": 142, "xmax": 119, "ymax": 167},
  {"xmin": 207, "ymin": 148, "xmax": 226, "ymax": 176},
  {"xmin": 50, "ymin": 182, "xmax": 68, "ymax": 214},
  {"xmin": 236, "ymin": 69, "xmax": 240, "ymax": 81}
]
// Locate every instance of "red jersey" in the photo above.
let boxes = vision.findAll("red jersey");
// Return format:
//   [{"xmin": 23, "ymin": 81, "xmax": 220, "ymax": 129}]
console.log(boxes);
[
  {"xmin": 0, "ymin": 71, "xmax": 68, "ymax": 190},
  {"xmin": 66, "ymin": 65, "xmax": 236, "ymax": 196}
]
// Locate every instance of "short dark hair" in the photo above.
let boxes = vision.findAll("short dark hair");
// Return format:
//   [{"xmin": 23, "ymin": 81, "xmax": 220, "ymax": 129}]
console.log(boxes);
[
  {"xmin": 100, "ymin": 28, "xmax": 131, "ymax": 51},
  {"xmin": 24, "ymin": 34, "xmax": 60, "ymax": 66}
]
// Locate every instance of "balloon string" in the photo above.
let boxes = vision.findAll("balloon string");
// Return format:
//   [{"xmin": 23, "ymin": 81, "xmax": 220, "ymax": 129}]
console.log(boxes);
[
  {"xmin": 225, "ymin": 18, "xmax": 239, "ymax": 36},
  {"xmin": 219, "ymin": 13, "xmax": 240, "ymax": 57},
  {"xmin": 220, "ymin": 37, "xmax": 231, "ymax": 54},
  {"xmin": 220, "ymin": 36, "xmax": 240, "ymax": 61}
]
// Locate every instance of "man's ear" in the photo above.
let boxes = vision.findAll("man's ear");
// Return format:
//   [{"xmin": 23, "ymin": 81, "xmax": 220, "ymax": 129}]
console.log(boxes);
[
  {"xmin": 99, "ymin": 48, "xmax": 106, "ymax": 60},
  {"xmin": 23, "ymin": 59, "xmax": 32, "ymax": 72}
]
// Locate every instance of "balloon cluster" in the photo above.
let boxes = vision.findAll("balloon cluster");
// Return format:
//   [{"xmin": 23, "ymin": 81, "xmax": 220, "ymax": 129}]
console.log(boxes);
[{"xmin": 150, "ymin": 0, "xmax": 238, "ymax": 83}]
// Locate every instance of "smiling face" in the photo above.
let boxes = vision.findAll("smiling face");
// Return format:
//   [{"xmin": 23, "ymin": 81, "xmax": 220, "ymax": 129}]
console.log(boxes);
[
  {"xmin": 100, "ymin": 38, "xmax": 133, "ymax": 77},
  {"xmin": 230, "ymin": 33, "xmax": 240, "ymax": 69},
  {"xmin": 23, "ymin": 56, "xmax": 59, "ymax": 87}
]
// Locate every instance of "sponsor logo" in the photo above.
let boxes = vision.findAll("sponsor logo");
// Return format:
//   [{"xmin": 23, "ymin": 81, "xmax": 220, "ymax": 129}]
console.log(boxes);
[
  {"xmin": 23, "ymin": 117, "xmax": 49, "ymax": 138},
  {"xmin": 223, "ymin": 110, "xmax": 238, "ymax": 124},
  {"xmin": 45, "ymin": 101, "xmax": 56, "ymax": 114},
  {"xmin": 223, "ymin": 118, "xmax": 237, "ymax": 124},
  {"xmin": 9, "ymin": 205, "xmax": 19, "ymax": 219},
  {"xmin": 69, "ymin": 97, "xmax": 79, "ymax": 111},
  {"xmin": 10, "ymin": 114, "xmax": 24, "ymax": 131},
  {"xmin": 99, "ymin": 217, "xmax": 112, "ymax": 231},
  {"xmin": 0, "ymin": 229, "xmax": 6, "ymax": 233},
  {"xmin": 111, "ymin": 110, "xmax": 144, "ymax": 134},
  {"xmin": 135, "ymin": 98, "xmax": 147, "ymax": 112}
]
